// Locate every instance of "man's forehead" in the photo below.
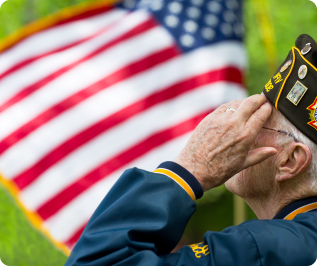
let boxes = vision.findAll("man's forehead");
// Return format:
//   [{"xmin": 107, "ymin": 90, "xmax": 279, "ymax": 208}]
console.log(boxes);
[{"xmin": 264, "ymin": 102, "xmax": 278, "ymax": 127}]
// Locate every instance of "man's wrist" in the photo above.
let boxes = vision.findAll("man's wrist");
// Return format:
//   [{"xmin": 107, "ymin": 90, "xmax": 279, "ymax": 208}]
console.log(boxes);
[
  {"xmin": 174, "ymin": 154, "xmax": 213, "ymax": 191},
  {"xmin": 154, "ymin": 161, "xmax": 204, "ymax": 201}
]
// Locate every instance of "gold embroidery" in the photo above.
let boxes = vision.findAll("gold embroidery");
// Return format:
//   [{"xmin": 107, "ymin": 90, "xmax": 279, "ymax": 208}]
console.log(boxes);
[
  {"xmin": 273, "ymin": 72, "xmax": 283, "ymax": 84},
  {"xmin": 265, "ymin": 79, "xmax": 274, "ymax": 92},
  {"xmin": 189, "ymin": 242, "xmax": 210, "ymax": 258}
]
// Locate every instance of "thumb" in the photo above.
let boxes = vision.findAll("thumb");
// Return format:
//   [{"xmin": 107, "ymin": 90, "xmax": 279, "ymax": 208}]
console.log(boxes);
[{"xmin": 242, "ymin": 147, "xmax": 277, "ymax": 169}]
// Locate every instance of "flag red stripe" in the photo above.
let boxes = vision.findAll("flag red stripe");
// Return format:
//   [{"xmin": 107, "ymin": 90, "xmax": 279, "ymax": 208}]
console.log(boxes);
[
  {"xmin": 0, "ymin": 47, "xmax": 179, "ymax": 161},
  {"xmin": 0, "ymin": 15, "xmax": 128, "ymax": 81},
  {"xmin": 55, "ymin": 6, "xmax": 113, "ymax": 27},
  {"xmin": 13, "ymin": 67, "xmax": 241, "ymax": 189},
  {"xmin": 0, "ymin": 18, "xmax": 157, "ymax": 114},
  {"xmin": 65, "ymin": 225, "xmax": 85, "ymax": 249},
  {"xmin": 36, "ymin": 109, "xmax": 214, "ymax": 220}
]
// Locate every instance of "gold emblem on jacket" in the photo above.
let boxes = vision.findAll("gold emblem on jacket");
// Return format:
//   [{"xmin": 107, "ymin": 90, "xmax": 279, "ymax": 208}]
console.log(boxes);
[{"xmin": 189, "ymin": 242, "xmax": 210, "ymax": 258}]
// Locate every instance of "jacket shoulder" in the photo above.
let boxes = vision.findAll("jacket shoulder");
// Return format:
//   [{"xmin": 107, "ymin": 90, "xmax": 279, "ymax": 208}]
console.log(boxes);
[{"xmin": 239, "ymin": 213, "xmax": 317, "ymax": 266}]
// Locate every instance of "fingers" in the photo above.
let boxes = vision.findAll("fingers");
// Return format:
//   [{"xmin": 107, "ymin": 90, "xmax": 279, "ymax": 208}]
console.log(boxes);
[
  {"xmin": 212, "ymin": 99, "xmax": 243, "ymax": 115},
  {"xmin": 235, "ymin": 94, "xmax": 267, "ymax": 122},
  {"xmin": 242, "ymin": 147, "xmax": 277, "ymax": 169},
  {"xmin": 246, "ymin": 102, "xmax": 273, "ymax": 134},
  {"xmin": 227, "ymin": 100, "xmax": 242, "ymax": 112}
]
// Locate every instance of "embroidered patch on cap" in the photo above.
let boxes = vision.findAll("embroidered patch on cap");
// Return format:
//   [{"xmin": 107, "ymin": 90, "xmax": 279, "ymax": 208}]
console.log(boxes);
[
  {"xmin": 307, "ymin": 97, "xmax": 317, "ymax": 130},
  {"xmin": 286, "ymin": 81, "xmax": 308, "ymax": 106}
]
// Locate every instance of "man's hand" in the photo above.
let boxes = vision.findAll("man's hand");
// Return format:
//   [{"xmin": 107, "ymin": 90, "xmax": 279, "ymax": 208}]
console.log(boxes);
[{"xmin": 174, "ymin": 94, "xmax": 277, "ymax": 191}]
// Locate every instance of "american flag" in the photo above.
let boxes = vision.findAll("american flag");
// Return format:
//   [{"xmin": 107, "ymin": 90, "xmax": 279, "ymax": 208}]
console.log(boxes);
[{"xmin": 0, "ymin": 0, "xmax": 246, "ymax": 253}]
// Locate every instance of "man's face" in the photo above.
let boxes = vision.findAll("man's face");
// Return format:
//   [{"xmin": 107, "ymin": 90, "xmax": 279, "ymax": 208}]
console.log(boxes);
[{"xmin": 225, "ymin": 107, "xmax": 286, "ymax": 200}]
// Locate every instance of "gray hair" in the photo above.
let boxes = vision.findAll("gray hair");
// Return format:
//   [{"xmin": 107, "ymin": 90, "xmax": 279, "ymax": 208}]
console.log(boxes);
[{"xmin": 273, "ymin": 108, "xmax": 317, "ymax": 188}]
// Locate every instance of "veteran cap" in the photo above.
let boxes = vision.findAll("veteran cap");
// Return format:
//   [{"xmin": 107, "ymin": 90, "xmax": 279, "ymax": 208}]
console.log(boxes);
[{"xmin": 263, "ymin": 34, "xmax": 317, "ymax": 144}]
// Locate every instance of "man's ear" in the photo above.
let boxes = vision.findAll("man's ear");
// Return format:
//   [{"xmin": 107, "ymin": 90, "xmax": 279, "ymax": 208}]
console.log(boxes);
[{"xmin": 276, "ymin": 143, "xmax": 311, "ymax": 182}]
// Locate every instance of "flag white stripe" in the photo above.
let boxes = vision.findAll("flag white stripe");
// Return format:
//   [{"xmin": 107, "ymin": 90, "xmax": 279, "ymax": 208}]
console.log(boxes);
[
  {"xmin": 0, "ymin": 10, "xmax": 150, "ymax": 106},
  {"xmin": 0, "ymin": 42, "xmax": 245, "ymax": 180},
  {"xmin": 19, "ymin": 83, "xmax": 246, "ymax": 210},
  {"xmin": 44, "ymin": 132, "xmax": 192, "ymax": 242},
  {"xmin": 0, "ymin": 25, "xmax": 173, "ymax": 142},
  {"xmin": 0, "ymin": 10, "xmax": 127, "ymax": 75}
]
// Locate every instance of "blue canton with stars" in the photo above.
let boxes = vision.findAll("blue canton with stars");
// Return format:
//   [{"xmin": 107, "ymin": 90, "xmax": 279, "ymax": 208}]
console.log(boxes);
[{"xmin": 117, "ymin": 0, "xmax": 244, "ymax": 53}]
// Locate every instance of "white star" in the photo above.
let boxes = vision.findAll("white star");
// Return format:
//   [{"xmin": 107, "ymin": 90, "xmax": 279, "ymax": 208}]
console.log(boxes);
[
  {"xmin": 184, "ymin": 20, "xmax": 198, "ymax": 33},
  {"xmin": 137, "ymin": 0, "xmax": 152, "ymax": 10},
  {"xmin": 225, "ymin": 0, "xmax": 239, "ymax": 9},
  {"xmin": 180, "ymin": 34, "xmax": 195, "ymax": 47},
  {"xmin": 187, "ymin": 7, "xmax": 201, "ymax": 19},
  {"xmin": 201, "ymin": 27, "xmax": 216, "ymax": 40},
  {"xmin": 220, "ymin": 23, "xmax": 233, "ymax": 36},
  {"xmin": 165, "ymin": 15, "xmax": 179, "ymax": 28},
  {"xmin": 123, "ymin": 0, "xmax": 136, "ymax": 9},
  {"xmin": 223, "ymin": 10, "xmax": 236, "ymax": 23},
  {"xmin": 168, "ymin": 2, "xmax": 183, "ymax": 14},
  {"xmin": 205, "ymin": 14, "xmax": 219, "ymax": 27},
  {"xmin": 151, "ymin": 0, "xmax": 164, "ymax": 11},
  {"xmin": 190, "ymin": 0, "xmax": 204, "ymax": 6},
  {"xmin": 207, "ymin": 1, "xmax": 222, "ymax": 13},
  {"xmin": 233, "ymin": 23, "xmax": 244, "ymax": 37}
]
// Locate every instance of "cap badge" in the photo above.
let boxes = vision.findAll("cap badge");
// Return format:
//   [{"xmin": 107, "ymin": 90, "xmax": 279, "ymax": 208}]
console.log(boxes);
[
  {"xmin": 265, "ymin": 79, "xmax": 274, "ymax": 92},
  {"xmin": 280, "ymin": 60, "xmax": 292, "ymax": 72},
  {"xmin": 301, "ymin": 43, "xmax": 312, "ymax": 55},
  {"xmin": 307, "ymin": 97, "xmax": 317, "ymax": 131},
  {"xmin": 286, "ymin": 81, "xmax": 308, "ymax": 106},
  {"xmin": 273, "ymin": 72, "xmax": 283, "ymax": 84},
  {"xmin": 298, "ymin": 65, "xmax": 308, "ymax": 79}
]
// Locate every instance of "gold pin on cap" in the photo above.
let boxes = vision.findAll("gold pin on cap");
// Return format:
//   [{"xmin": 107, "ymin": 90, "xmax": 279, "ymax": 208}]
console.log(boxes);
[
  {"xmin": 280, "ymin": 60, "xmax": 292, "ymax": 72},
  {"xmin": 301, "ymin": 43, "xmax": 312, "ymax": 55},
  {"xmin": 298, "ymin": 65, "xmax": 308, "ymax": 79}
]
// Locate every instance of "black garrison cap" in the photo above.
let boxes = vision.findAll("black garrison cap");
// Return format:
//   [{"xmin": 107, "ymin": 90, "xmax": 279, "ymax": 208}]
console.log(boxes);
[{"xmin": 263, "ymin": 34, "xmax": 317, "ymax": 144}]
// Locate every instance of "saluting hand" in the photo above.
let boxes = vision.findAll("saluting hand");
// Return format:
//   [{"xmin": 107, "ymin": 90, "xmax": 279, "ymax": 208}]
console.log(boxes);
[{"xmin": 174, "ymin": 94, "xmax": 277, "ymax": 191}]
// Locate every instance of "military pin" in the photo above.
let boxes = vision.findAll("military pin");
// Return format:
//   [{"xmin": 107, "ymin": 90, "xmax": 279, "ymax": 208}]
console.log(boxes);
[
  {"xmin": 301, "ymin": 43, "xmax": 312, "ymax": 55},
  {"xmin": 298, "ymin": 65, "xmax": 308, "ymax": 79},
  {"xmin": 286, "ymin": 81, "xmax": 308, "ymax": 106},
  {"xmin": 280, "ymin": 60, "xmax": 292, "ymax": 72}
]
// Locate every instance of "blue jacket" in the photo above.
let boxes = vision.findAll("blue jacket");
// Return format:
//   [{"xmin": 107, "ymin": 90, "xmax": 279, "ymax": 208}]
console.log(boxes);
[{"xmin": 64, "ymin": 161, "xmax": 317, "ymax": 266}]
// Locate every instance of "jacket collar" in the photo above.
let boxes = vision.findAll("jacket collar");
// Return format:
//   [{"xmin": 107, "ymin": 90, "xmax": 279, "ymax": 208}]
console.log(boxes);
[{"xmin": 273, "ymin": 196, "xmax": 317, "ymax": 220}]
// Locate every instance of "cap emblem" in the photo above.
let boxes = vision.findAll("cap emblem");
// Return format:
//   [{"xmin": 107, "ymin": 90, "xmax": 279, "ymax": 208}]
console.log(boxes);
[
  {"xmin": 307, "ymin": 97, "xmax": 317, "ymax": 130},
  {"xmin": 301, "ymin": 43, "xmax": 312, "ymax": 55},
  {"xmin": 298, "ymin": 65, "xmax": 308, "ymax": 79},
  {"xmin": 280, "ymin": 60, "xmax": 292, "ymax": 72},
  {"xmin": 286, "ymin": 81, "xmax": 308, "ymax": 106},
  {"xmin": 265, "ymin": 79, "xmax": 274, "ymax": 92},
  {"xmin": 273, "ymin": 72, "xmax": 283, "ymax": 84}
]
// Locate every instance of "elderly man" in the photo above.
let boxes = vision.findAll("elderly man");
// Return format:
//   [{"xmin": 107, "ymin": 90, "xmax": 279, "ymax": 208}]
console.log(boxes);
[{"xmin": 65, "ymin": 34, "xmax": 317, "ymax": 266}]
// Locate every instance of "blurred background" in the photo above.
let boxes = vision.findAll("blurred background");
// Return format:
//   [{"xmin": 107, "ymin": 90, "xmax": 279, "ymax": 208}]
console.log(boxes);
[{"xmin": 0, "ymin": 0, "xmax": 316, "ymax": 265}]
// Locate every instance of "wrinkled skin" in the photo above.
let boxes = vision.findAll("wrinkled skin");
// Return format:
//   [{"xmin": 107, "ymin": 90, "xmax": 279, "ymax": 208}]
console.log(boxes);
[{"xmin": 174, "ymin": 94, "xmax": 277, "ymax": 191}]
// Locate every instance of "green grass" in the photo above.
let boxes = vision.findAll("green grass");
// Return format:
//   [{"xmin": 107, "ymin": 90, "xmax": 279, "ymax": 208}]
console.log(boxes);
[
  {"xmin": 0, "ymin": 185, "xmax": 67, "ymax": 266},
  {"xmin": 0, "ymin": 0, "xmax": 316, "ymax": 264}
]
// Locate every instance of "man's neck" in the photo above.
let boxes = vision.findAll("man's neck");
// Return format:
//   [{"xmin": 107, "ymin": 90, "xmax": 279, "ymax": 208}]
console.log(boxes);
[
  {"xmin": 242, "ymin": 175, "xmax": 316, "ymax": 219},
  {"xmin": 244, "ymin": 195, "xmax": 289, "ymax": 219}
]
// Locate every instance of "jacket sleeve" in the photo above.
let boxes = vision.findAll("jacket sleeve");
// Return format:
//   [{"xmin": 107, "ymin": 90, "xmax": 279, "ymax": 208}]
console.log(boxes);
[{"xmin": 64, "ymin": 161, "xmax": 317, "ymax": 266}]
